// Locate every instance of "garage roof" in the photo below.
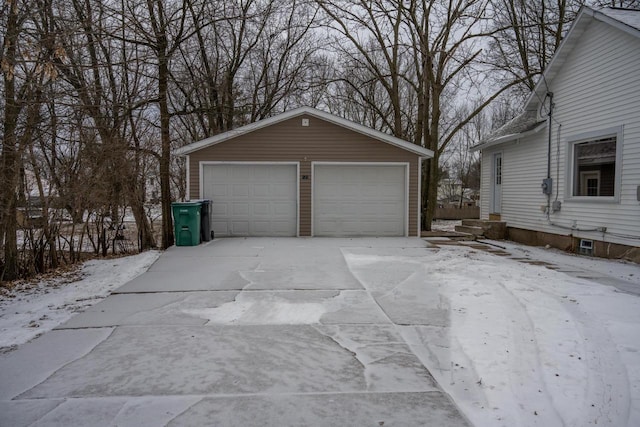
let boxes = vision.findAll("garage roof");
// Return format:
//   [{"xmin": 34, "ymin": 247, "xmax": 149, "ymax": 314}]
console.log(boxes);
[{"xmin": 173, "ymin": 106, "xmax": 433, "ymax": 158}]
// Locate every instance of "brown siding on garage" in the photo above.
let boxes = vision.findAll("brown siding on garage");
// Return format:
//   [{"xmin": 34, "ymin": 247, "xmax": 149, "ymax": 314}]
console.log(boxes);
[{"xmin": 187, "ymin": 114, "xmax": 422, "ymax": 236}]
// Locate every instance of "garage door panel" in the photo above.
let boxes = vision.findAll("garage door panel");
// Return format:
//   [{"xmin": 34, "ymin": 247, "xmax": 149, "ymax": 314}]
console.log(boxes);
[
  {"xmin": 253, "ymin": 184, "xmax": 269, "ymax": 196},
  {"xmin": 232, "ymin": 203, "xmax": 249, "ymax": 216},
  {"xmin": 361, "ymin": 188, "xmax": 379, "ymax": 197},
  {"xmin": 343, "ymin": 220, "xmax": 373, "ymax": 233},
  {"xmin": 250, "ymin": 221, "xmax": 270, "ymax": 234},
  {"xmin": 271, "ymin": 221, "xmax": 295, "ymax": 234},
  {"xmin": 212, "ymin": 221, "xmax": 229, "ymax": 234},
  {"xmin": 231, "ymin": 221, "xmax": 249, "ymax": 235},
  {"xmin": 212, "ymin": 204, "xmax": 227, "ymax": 215},
  {"xmin": 250, "ymin": 202, "xmax": 268, "ymax": 216},
  {"xmin": 315, "ymin": 220, "xmax": 337, "ymax": 235},
  {"xmin": 273, "ymin": 184, "xmax": 296, "ymax": 197},
  {"xmin": 316, "ymin": 185, "xmax": 336, "ymax": 197},
  {"xmin": 211, "ymin": 184, "xmax": 228, "ymax": 197},
  {"xmin": 362, "ymin": 202, "xmax": 403, "ymax": 215},
  {"xmin": 231, "ymin": 184, "xmax": 249, "ymax": 197},
  {"xmin": 202, "ymin": 164, "xmax": 297, "ymax": 237},
  {"xmin": 314, "ymin": 165, "xmax": 406, "ymax": 237},
  {"xmin": 273, "ymin": 202, "xmax": 296, "ymax": 216},
  {"xmin": 232, "ymin": 167, "xmax": 250, "ymax": 179},
  {"xmin": 270, "ymin": 168, "xmax": 291, "ymax": 180},
  {"xmin": 378, "ymin": 184, "xmax": 402, "ymax": 196}
]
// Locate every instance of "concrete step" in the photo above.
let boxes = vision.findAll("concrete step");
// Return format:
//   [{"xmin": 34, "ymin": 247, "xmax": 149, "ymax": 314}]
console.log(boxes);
[
  {"xmin": 455, "ymin": 225, "xmax": 485, "ymax": 236},
  {"xmin": 461, "ymin": 219, "xmax": 507, "ymax": 240},
  {"xmin": 421, "ymin": 230, "xmax": 476, "ymax": 241},
  {"xmin": 448, "ymin": 232, "xmax": 477, "ymax": 241}
]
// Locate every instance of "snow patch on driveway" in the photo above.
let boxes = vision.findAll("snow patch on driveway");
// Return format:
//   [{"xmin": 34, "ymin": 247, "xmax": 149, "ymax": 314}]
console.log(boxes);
[{"xmin": 184, "ymin": 295, "xmax": 329, "ymax": 325}]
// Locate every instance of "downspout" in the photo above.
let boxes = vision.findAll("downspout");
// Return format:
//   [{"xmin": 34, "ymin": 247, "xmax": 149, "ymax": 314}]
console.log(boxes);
[
  {"xmin": 543, "ymin": 92, "xmax": 554, "ymax": 217},
  {"xmin": 546, "ymin": 93, "xmax": 553, "ymax": 188}
]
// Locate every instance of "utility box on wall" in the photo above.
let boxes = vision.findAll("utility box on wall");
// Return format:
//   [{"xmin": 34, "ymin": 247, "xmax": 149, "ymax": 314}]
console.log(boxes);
[{"xmin": 541, "ymin": 178, "xmax": 553, "ymax": 195}]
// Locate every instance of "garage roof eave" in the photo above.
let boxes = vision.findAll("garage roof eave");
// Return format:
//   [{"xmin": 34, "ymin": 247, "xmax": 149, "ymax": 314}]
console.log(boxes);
[{"xmin": 173, "ymin": 107, "xmax": 434, "ymax": 158}]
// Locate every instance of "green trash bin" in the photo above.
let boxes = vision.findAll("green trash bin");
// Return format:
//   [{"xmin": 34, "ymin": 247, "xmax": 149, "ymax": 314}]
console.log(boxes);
[{"xmin": 172, "ymin": 201, "xmax": 202, "ymax": 246}]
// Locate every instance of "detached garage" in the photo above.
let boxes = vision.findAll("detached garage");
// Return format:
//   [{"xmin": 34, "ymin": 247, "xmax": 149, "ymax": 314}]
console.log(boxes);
[{"xmin": 174, "ymin": 107, "xmax": 433, "ymax": 237}]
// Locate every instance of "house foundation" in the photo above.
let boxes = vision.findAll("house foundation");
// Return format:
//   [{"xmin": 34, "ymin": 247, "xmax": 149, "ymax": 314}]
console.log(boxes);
[
  {"xmin": 506, "ymin": 226, "xmax": 640, "ymax": 263},
  {"xmin": 455, "ymin": 219, "xmax": 507, "ymax": 240}
]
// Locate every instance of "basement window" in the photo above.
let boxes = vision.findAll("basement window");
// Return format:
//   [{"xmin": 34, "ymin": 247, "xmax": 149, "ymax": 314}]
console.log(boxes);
[
  {"xmin": 568, "ymin": 127, "xmax": 622, "ymax": 201},
  {"xmin": 579, "ymin": 239, "xmax": 594, "ymax": 256}
]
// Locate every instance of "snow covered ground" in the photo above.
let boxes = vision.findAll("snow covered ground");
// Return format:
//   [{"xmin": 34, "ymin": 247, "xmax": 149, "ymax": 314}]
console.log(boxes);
[
  {"xmin": 431, "ymin": 219, "xmax": 463, "ymax": 232},
  {"xmin": 385, "ymin": 242, "xmax": 640, "ymax": 426},
  {"xmin": 0, "ymin": 238, "xmax": 639, "ymax": 426},
  {"xmin": 0, "ymin": 251, "xmax": 160, "ymax": 351}
]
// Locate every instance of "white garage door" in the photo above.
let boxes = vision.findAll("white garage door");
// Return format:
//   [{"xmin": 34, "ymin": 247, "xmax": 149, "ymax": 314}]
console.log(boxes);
[
  {"xmin": 202, "ymin": 164, "xmax": 297, "ymax": 237},
  {"xmin": 313, "ymin": 164, "xmax": 407, "ymax": 236}
]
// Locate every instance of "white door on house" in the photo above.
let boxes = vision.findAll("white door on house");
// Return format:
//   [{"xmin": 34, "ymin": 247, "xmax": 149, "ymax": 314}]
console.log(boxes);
[
  {"xmin": 492, "ymin": 153, "xmax": 502, "ymax": 214},
  {"xmin": 201, "ymin": 163, "xmax": 298, "ymax": 237},
  {"xmin": 313, "ymin": 164, "xmax": 407, "ymax": 236}
]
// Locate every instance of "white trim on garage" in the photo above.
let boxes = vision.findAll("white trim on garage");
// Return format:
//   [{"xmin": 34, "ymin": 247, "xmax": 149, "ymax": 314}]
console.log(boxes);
[
  {"xmin": 199, "ymin": 161, "xmax": 300, "ymax": 237},
  {"xmin": 311, "ymin": 162, "xmax": 409, "ymax": 237},
  {"xmin": 185, "ymin": 155, "xmax": 190, "ymax": 200},
  {"xmin": 418, "ymin": 157, "xmax": 422, "ymax": 237}
]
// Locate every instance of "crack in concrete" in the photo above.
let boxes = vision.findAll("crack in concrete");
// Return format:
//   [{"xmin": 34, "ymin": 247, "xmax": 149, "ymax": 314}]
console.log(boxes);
[{"xmin": 14, "ymin": 327, "xmax": 117, "ymax": 400}]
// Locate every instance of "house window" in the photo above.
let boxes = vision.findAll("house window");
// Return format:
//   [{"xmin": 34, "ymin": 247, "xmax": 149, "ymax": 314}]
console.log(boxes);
[
  {"xmin": 495, "ymin": 156, "xmax": 502, "ymax": 185},
  {"xmin": 570, "ymin": 130, "xmax": 621, "ymax": 199}
]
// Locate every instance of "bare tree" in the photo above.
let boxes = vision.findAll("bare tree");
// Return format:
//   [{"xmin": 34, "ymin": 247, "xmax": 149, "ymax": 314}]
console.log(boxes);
[
  {"xmin": 121, "ymin": 0, "xmax": 194, "ymax": 249},
  {"xmin": 591, "ymin": 0, "xmax": 640, "ymax": 7},
  {"xmin": 44, "ymin": 0, "xmax": 158, "ymax": 251},
  {"xmin": 443, "ymin": 104, "xmax": 488, "ymax": 207},
  {"xmin": 486, "ymin": 0, "xmax": 580, "ymax": 101},
  {"xmin": 317, "ymin": 0, "xmax": 529, "ymax": 229},
  {"xmin": 244, "ymin": 1, "xmax": 324, "ymax": 121},
  {"xmin": 0, "ymin": 0, "xmax": 55, "ymax": 279},
  {"xmin": 170, "ymin": 0, "xmax": 325, "ymax": 145}
]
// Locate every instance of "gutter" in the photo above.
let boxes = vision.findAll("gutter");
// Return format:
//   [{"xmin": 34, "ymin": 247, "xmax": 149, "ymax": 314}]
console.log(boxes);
[{"xmin": 470, "ymin": 121, "xmax": 546, "ymax": 152}]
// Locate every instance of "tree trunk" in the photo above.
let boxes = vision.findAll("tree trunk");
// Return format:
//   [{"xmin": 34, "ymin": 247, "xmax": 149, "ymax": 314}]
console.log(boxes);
[
  {"xmin": 128, "ymin": 182, "xmax": 156, "ymax": 250},
  {"xmin": 1, "ymin": 0, "xmax": 23, "ymax": 281},
  {"xmin": 425, "ymin": 149, "xmax": 439, "ymax": 231},
  {"xmin": 158, "ymin": 49, "xmax": 174, "ymax": 249}
]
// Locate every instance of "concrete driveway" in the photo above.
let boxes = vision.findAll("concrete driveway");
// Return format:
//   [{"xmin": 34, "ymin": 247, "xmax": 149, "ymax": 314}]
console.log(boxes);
[{"xmin": 0, "ymin": 238, "xmax": 470, "ymax": 426}]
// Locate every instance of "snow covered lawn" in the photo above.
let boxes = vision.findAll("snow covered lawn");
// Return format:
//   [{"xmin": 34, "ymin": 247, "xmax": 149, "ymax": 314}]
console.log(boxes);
[{"xmin": 0, "ymin": 251, "xmax": 160, "ymax": 351}]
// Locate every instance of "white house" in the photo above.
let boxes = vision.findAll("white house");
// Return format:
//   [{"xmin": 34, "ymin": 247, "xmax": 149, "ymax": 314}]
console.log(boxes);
[{"xmin": 472, "ymin": 6, "xmax": 640, "ymax": 259}]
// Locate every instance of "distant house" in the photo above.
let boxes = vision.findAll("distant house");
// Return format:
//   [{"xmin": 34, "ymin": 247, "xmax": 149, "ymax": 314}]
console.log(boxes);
[
  {"xmin": 438, "ymin": 179, "xmax": 478, "ymax": 207},
  {"xmin": 472, "ymin": 6, "xmax": 640, "ymax": 258}
]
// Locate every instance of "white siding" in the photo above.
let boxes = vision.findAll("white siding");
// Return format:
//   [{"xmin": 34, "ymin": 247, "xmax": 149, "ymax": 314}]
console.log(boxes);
[
  {"xmin": 480, "ymin": 19, "xmax": 640, "ymax": 247},
  {"xmin": 483, "ymin": 135, "xmax": 551, "ymax": 228},
  {"xmin": 479, "ymin": 150, "xmax": 492, "ymax": 219}
]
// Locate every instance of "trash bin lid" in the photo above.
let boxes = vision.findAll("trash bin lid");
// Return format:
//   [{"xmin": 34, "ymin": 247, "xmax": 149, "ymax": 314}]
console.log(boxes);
[{"xmin": 171, "ymin": 201, "xmax": 203, "ymax": 206}]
